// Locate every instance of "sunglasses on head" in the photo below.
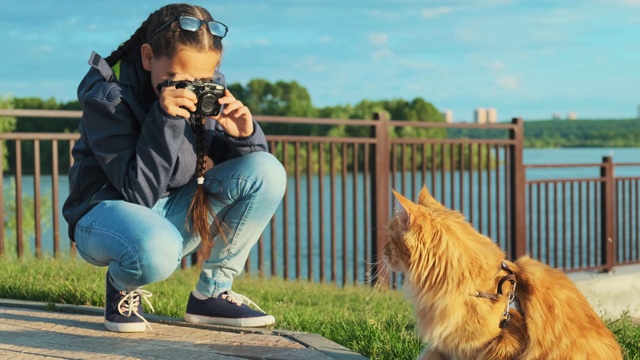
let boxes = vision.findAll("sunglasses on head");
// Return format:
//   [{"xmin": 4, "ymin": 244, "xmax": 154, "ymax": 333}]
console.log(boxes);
[{"xmin": 151, "ymin": 15, "xmax": 228, "ymax": 40}]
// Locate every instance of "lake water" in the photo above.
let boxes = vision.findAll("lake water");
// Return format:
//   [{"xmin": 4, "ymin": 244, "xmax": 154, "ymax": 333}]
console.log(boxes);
[
  {"xmin": 524, "ymin": 147, "xmax": 639, "ymax": 178},
  {"xmin": 4, "ymin": 147, "xmax": 640, "ymax": 280}
]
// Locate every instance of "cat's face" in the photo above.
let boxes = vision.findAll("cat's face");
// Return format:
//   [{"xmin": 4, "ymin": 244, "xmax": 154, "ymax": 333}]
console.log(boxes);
[
  {"xmin": 383, "ymin": 188, "xmax": 438, "ymax": 274},
  {"xmin": 383, "ymin": 209, "xmax": 412, "ymax": 272}
]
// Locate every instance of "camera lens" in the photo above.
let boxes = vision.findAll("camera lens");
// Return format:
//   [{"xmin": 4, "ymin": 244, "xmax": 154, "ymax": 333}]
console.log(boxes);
[{"xmin": 198, "ymin": 93, "xmax": 219, "ymax": 116}]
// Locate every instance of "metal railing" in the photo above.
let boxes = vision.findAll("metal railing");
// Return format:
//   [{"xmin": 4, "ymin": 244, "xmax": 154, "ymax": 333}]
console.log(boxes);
[{"xmin": 1, "ymin": 109, "xmax": 639, "ymax": 286}]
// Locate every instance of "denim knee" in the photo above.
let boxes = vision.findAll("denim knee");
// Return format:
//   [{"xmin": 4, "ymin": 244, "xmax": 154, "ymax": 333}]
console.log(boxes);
[
  {"xmin": 248, "ymin": 152, "xmax": 287, "ymax": 199},
  {"xmin": 126, "ymin": 227, "xmax": 183, "ymax": 287}
]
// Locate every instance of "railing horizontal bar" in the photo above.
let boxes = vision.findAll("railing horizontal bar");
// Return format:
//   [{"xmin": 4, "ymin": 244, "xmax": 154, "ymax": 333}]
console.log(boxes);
[
  {"xmin": 389, "ymin": 120, "xmax": 519, "ymax": 130},
  {"xmin": 392, "ymin": 138, "xmax": 516, "ymax": 145},
  {"xmin": 0, "ymin": 109, "xmax": 82, "ymax": 118},
  {"xmin": 256, "ymin": 116, "xmax": 378, "ymax": 125},
  {"xmin": 526, "ymin": 177, "xmax": 604, "ymax": 184},
  {"xmin": 266, "ymin": 135, "xmax": 376, "ymax": 144},
  {"xmin": 616, "ymin": 176, "xmax": 640, "ymax": 181},
  {"xmin": 525, "ymin": 163, "xmax": 604, "ymax": 169},
  {"xmin": 0, "ymin": 133, "xmax": 80, "ymax": 140}
]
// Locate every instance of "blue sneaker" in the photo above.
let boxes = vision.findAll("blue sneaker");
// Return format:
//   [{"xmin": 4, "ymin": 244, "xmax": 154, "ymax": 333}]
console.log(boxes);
[
  {"xmin": 184, "ymin": 290, "xmax": 275, "ymax": 327},
  {"xmin": 104, "ymin": 272, "xmax": 154, "ymax": 332}
]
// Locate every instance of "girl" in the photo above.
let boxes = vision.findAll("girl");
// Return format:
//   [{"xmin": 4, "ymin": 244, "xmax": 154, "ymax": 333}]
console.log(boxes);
[{"xmin": 63, "ymin": 3, "xmax": 286, "ymax": 332}]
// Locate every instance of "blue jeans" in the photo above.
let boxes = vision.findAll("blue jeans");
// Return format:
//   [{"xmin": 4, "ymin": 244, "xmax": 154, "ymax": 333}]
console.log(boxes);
[{"xmin": 74, "ymin": 152, "xmax": 286, "ymax": 297}]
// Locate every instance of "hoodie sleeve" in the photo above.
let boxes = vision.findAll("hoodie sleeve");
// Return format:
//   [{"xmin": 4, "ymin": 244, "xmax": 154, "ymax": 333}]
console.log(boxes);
[
  {"xmin": 81, "ymin": 82, "xmax": 187, "ymax": 207},
  {"xmin": 207, "ymin": 119, "xmax": 269, "ymax": 164}
]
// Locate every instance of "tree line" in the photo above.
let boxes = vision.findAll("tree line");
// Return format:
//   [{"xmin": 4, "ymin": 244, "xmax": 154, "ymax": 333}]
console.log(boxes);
[
  {"xmin": 1, "ymin": 78, "xmax": 638, "ymax": 175},
  {"xmin": 447, "ymin": 118, "xmax": 640, "ymax": 148}
]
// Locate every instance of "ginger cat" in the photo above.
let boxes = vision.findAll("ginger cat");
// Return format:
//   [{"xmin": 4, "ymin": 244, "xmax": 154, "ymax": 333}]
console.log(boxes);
[{"xmin": 383, "ymin": 187, "xmax": 623, "ymax": 360}]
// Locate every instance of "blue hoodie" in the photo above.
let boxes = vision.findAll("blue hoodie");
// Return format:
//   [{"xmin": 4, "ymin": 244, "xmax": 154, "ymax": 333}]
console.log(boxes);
[{"xmin": 62, "ymin": 50, "xmax": 268, "ymax": 240}]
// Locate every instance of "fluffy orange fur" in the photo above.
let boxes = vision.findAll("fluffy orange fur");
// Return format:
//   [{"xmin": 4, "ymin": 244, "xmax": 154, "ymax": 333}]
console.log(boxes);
[{"xmin": 383, "ymin": 187, "xmax": 623, "ymax": 360}]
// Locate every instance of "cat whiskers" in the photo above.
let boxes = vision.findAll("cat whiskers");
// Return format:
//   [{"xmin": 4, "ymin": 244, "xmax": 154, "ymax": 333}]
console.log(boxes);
[
  {"xmin": 363, "ymin": 257, "xmax": 390, "ymax": 284},
  {"xmin": 363, "ymin": 258, "xmax": 392, "ymax": 301}
]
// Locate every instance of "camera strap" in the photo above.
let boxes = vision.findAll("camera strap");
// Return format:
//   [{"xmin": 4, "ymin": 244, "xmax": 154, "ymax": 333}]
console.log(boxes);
[{"xmin": 156, "ymin": 80, "xmax": 183, "ymax": 93}]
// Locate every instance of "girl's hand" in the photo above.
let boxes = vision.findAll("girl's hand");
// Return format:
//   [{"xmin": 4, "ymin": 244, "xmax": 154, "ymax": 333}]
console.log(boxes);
[
  {"xmin": 158, "ymin": 75, "xmax": 197, "ymax": 119},
  {"xmin": 213, "ymin": 89, "xmax": 254, "ymax": 138}
]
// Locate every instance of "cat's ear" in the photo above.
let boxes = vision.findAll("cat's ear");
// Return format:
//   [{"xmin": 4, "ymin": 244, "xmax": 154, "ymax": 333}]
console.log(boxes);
[
  {"xmin": 418, "ymin": 185, "xmax": 445, "ymax": 209},
  {"xmin": 392, "ymin": 189, "xmax": 419, "ymax": 225}
]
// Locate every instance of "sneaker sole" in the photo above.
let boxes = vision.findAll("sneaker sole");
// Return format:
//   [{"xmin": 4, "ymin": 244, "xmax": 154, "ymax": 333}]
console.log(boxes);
[
  {"xmin": 184, "ymin": 313, "xmax": 275, "ymax": 327},
  {"xmin": 104, "ymin": 319, "xmax": 147, "ymax": 333}
]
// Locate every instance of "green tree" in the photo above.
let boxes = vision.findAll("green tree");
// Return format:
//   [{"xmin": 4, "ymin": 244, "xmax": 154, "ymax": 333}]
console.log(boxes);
[
  {"xmin": 0, "ymin": 96, "xmax": 17, "ymax": 172},
  {"xmin": 230, "ymin": 78, "xmax": 318, "ymax": 136}
]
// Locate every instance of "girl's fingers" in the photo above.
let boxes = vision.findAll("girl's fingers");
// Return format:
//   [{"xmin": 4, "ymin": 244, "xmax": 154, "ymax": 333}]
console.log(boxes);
[
  {"xmin": 232, "ymin": 105, "xmax": 251, "ymax": 120},
  {"xmin": 159, "ymin": 88, "xmax": 198, "ymax": 117},
  {"xmin": 222, "ymin": 100, "xmax": 242, "ymax": 115}
]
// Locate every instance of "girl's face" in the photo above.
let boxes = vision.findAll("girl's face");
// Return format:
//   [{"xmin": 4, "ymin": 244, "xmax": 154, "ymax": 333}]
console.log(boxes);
[{"xmin": 141, "ymin": 44, "xmax": 221, "ymax": 97}]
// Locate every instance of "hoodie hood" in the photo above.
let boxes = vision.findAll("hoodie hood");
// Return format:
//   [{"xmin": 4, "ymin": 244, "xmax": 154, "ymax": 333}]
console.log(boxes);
[{"xmin": 78, "ymin": 50, "xmax": 156, "ymax": 111}]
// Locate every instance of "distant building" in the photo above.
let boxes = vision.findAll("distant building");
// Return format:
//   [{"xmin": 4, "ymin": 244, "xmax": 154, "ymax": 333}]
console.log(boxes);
[
  {"xmin": 637, "ymin": 105, "xmax": 640, "ymax": 119},
  {"xmin": 567, "ymin": 112, "xmax": 577, "ymax": 120},
  {"xmin": 474, "ymin": 107, "xmax": 496, "ymax": 124},
  {"xmin": 443, "ymin": 110, "xmax": 453, "ymax": 123},
  {"xmin": 552, "ymin": 113, "xmax": 562, "ymax": 120},
  {"xmin": 487, "ymin": 108, "xmax": 497, "ymax": 123},
  {"xmin": 474, "ymin": 108, "xmax": 487, "ymax": 124}
]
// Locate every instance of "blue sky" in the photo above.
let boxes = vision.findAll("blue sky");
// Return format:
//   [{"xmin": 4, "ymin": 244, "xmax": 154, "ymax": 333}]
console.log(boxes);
[{"xmin": 1, "ymin": 0, "xmax": 639, "ymax": 121}]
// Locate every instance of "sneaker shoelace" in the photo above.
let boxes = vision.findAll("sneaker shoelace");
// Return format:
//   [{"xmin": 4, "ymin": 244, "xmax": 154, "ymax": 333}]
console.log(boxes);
[
  {"xmin": 221, "ymin": 290, "xmax": 266, "ymax": 313},
  {"xmin": 118, "ymin": 289, "xmax": 155, "ymax": 331}
]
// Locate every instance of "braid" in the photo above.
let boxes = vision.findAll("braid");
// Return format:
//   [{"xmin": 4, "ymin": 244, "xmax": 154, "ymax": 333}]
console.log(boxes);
[
  {"xmin": 196, "ymin": 116, "xmax": 208, "ymax": 178},
  {"xmin": 187, "ymin": 115, "xmax": 228, "ymax": 248}
]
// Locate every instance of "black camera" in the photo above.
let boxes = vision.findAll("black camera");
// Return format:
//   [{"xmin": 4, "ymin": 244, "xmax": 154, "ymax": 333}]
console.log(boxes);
[{"xmin": 175, "ymin": 79, "xmax": 225, "ymax": 117}]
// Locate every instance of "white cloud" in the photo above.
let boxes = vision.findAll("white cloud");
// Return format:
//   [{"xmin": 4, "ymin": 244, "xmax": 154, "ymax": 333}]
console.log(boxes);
[
  {"xmin": 454, "ymin": 27, "xmax": 478, "ymax": 43},
  {"xmin": 531, "ymin": 29, "xmax": 566, "ymax": 44},
  {"xmin": 421, "ymin": 7, "xmax": 454, "ymax": 18},
  {"xmin": 465, "ymin": 55, "xmax": 507, "ymax": 72},
  {"xmin": 481, "ymin": 0, "xmax": 515, "ymax": 5},
  {"xmin": 496, "ymin": 75, "xmax": 520, "ymax": 90},
  {"xmin": 244, "ymin": 38, "xmax": 270, "ymax": 47},
  {"xmin": 369, "ymin": 33, "xmax": 389, "ymax": 46},
  {"xmin": 373, "ymin": 48, "xmax": 393, "ymax": 61},
  {"xmin": 398, "ymin": 59, "xmax": 441, "ymax": 71},
  {"xmin": 368, "ymin": 9, "xmax": 400, "ymax": 21},
  {"xmin": 603, "ymin": 0, "xmax": 640, "ymax": 5},
  {"xmin": 31, "ymin": 44, "xmax": 55, "ymax": 53},
  {"xmin": 294, "ymin": 56, "xmax": 327, "ymax": 73},
  {"xmin": 489, "ymin": 61, "xmax": 505, "ymax": 71},
  {"xmin": 320, "ymin": 35, "xmax": 332, "ymax": 43},
  {"xmin": 59, "ymin": 16, "xmax": 80, "ymax": 26}
]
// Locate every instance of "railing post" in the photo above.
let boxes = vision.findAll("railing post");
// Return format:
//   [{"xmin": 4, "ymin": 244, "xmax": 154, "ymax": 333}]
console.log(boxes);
[
  {"xmin": 600, "ymin": 156, "xmax": 616, "ymax": 271},
  {"xmin": 15, "ymin": 140, "xmax": 23, "ymax": 258},
  {"xmin": 0, "ymin": 140, "xmax": 3, "ymax": 256},
  {"xmin": 508, "ymin": 118, "xmax": 527, "ymax": 260},
  {"xmin": 369, "ymin": 112, "xmax": 390, "ymax": 285}
]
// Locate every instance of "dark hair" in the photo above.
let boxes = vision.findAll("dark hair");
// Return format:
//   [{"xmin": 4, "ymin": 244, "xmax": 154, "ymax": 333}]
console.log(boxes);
[
  {"xmin": 106, "ymin": 3, "xmax": 226, "ymax": 249},
  {"xmin": 105, "ymin": 3, "xmax": 223, "ymax": 66}
]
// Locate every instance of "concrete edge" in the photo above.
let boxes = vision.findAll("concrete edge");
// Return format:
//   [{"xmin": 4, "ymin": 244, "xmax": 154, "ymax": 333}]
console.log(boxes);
[{"xmin": 0, "ymin": 298, "xmax": 368, "ymax": 360}]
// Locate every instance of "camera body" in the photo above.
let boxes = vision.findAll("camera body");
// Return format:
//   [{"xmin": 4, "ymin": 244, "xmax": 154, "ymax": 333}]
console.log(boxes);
[{"xmin": 175, "ymin": 79, "xmax": 225, "ymax": 117}]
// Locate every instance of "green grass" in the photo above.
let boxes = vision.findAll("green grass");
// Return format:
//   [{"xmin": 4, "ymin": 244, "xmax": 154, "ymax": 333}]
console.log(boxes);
[{"xmin": 1, "ymin": 256, "xmax": 638, "ymax": 360}]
